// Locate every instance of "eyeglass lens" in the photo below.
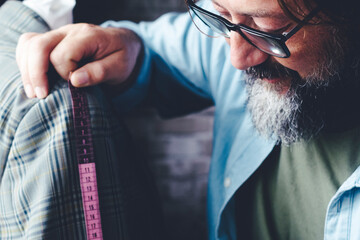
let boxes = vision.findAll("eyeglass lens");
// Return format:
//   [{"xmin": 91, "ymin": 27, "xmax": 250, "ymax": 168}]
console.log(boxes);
[
  {"xmin": 197, "ymin": 12, "xmax": 230, "ymax": 37},
  {"xmin": 189, "ymin": 3, "xmax": 288, "ymax": 57},
  {"xmin": 241, "ymin": 31, "xmax": 287, "ymax": 57}
]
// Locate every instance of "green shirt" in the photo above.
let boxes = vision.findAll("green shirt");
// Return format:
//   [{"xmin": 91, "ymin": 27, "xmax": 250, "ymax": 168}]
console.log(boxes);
[{"xmin": 236, "ymin": 126, "xmax": 360, "ymax": 239}]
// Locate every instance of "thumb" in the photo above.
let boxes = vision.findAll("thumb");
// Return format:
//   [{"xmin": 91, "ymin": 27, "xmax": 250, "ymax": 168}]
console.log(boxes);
[{"xmin": 70, "ymin": 49, "xmax": 137, "ymax": 88}]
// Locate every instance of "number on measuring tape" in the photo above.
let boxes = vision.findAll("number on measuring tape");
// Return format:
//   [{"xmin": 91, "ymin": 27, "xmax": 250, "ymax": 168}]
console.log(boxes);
[{"xmin": 69, "ymin": 80, "xmax": 104, "ymax": 240}]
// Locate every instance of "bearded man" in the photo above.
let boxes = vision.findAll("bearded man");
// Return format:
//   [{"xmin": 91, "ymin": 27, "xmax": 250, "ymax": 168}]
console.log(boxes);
[{"xmin": 12, "ymin": 0, "xmax": 360, "ymax": 239}]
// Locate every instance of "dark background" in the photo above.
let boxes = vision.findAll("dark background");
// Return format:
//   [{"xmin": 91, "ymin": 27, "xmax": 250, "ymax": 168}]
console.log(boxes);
[{"xmin": 74, "ymin": 0, "xmax": 187, "ymax": 24}]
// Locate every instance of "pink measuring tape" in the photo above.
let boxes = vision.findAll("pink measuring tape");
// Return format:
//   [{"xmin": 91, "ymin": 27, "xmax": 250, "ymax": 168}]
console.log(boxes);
[{"xmin": 69, "ymin": 79, "xmax": 104, "ymax": 240}]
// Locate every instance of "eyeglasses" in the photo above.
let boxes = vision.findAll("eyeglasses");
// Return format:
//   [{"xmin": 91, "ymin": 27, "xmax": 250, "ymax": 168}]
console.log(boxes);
[{"xmin": 185, "ymin": 0, "xmax": 320, "ymax": 58}]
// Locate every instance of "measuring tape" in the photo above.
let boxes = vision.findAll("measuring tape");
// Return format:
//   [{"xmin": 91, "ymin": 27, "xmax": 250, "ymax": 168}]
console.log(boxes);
[{"xmin": 69, "ymin": 79, "xmax": 104, "ymax": 240}]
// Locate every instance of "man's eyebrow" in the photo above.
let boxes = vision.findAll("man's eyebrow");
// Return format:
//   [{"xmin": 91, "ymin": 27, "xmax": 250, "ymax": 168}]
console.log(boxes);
[{"xmin": 211, "ymin": 0, "xmax": 289, "ymax": 19}]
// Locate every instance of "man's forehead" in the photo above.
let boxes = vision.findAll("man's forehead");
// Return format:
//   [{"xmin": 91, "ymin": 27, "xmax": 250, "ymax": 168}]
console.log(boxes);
[{"xmin": 211, "ymin": 0, "xmax": 290, "ymax": 18}]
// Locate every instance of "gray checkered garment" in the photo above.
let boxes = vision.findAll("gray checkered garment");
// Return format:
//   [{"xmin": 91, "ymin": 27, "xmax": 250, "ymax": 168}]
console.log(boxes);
[{"xmin": 0, "ymin": 1, "xmax": 162, "ymax": 239}]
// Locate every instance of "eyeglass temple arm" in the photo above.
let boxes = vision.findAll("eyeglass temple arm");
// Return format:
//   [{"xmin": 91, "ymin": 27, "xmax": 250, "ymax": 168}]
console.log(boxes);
[{"xmin": 283, "ymin": 6, "xmax": 321, "ymax": 40}]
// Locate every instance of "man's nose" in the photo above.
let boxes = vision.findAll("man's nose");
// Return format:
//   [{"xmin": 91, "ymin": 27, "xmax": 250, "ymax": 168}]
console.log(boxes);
[{"xmin": 229, "ymin": 31, "xmax": 269, "ymax": 70}]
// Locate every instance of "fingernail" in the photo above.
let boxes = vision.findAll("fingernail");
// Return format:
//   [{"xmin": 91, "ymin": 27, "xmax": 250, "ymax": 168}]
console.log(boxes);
[
  {"xmin": 24, "ymin": 84, "xmax": 34, "ymax": 98},
  {"xmin": 73, "ymin": 71, "xmax": 89, "ymax": 86},
  {"xmin": 35, "ymin": 87, "xmax": 47, "ymax": 99}
]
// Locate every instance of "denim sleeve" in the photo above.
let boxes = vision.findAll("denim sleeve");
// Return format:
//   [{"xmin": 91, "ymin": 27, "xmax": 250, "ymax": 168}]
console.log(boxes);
[{"xmin": 102, "ymin": 11, "xmax": 216, "ymax": 118}]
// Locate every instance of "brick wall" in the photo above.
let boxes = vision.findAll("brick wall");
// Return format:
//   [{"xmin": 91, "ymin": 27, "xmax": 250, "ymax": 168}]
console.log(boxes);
[
  {"xmin": 74, "ymin": 1, "xmax": 214, "ymax": 239},
  {"xmin": 120, "ymin": 2, "xmax": 213, "ymax": 239},
  {"xmin": 124, "ymin": 107, "xmax": 213, "ymax": 240}
]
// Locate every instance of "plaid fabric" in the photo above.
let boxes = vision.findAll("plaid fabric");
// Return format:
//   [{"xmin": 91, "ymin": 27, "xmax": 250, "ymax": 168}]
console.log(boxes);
[{"xmin": 0, "ymin": 1, "xmax": 162, "ymax": 239}]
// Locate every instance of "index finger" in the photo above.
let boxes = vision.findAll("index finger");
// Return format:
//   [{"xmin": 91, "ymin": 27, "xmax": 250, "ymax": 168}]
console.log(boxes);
[
  {"xmin": 26, "ymin": 31, "xmax": 65, "ymax": 98},
  {"xmin": 16, "ymin": 32, "xmax": 38, "ymax": 98}
]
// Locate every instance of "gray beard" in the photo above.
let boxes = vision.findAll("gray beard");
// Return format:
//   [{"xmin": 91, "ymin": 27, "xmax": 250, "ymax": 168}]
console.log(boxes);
[
  {"xmin": 245, "ymin": 77, "xmax": 322, "ymax": 145},
  {"xmin": 244, "ymin": 26, "xmax": 357, "ymax": 145},
  {"xmin": 245, "ymin": 56, "xmax": 360, "ymax": 145},
  {"xmin": 240, "ymin": 18, "xmax": 360, "ymax": 146}
]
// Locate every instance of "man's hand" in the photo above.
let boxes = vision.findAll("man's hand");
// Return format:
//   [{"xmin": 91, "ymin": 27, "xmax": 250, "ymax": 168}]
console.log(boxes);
[{"xmin": 16, "ymin": 23, "xmax": 142, "ymax": 98}]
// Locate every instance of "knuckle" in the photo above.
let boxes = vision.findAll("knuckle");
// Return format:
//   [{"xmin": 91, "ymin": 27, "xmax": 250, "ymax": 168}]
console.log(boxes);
[
  {"xmin": 49, "ymin": 47, "xmax": 64, "ymax": 64},
  {"xmin": 18, "ymin": 32, "xmax": 35, "ymax": 43},
  {"xmin": 77, "ymin": 23, "xmax": 99, "ymax": 35},
  {"xmin": 49, "ymin": 50, "xmax": 72, "ymax": 76},
  {"xmin": 49, "ymin": 44, "xmax": 72, "ymax": 66},
  {"xmin": 29, "ymin": 35, "xmax": 50, "ymax": 52}
]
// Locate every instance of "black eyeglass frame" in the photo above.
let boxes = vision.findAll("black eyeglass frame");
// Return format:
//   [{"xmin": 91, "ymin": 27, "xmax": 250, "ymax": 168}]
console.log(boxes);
[{"xmin": 185, "ymin": 0, "xmax": 321, "ymax": 58}]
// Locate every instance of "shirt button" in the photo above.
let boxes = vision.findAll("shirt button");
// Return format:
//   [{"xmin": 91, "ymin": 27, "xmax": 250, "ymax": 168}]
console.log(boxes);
[{"xmin": 224, "ymin": 177, "xmax": 231, "ymax": 188}]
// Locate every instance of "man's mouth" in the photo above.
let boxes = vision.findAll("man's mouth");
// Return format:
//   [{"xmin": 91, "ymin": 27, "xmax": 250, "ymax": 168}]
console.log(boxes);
[{"xmin": 246, "ymin": 59, "xmax": 300, "ymax": 83}]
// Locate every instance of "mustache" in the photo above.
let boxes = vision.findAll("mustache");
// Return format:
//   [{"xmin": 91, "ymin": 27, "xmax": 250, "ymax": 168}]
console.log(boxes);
[{"xmin": 245, "ymin": 59, "xmax": 300, "ymax": 80}]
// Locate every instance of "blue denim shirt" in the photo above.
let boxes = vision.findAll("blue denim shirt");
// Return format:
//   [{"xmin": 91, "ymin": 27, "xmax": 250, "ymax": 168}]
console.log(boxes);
[{"xmin": 103, "ymin": 6, "xmax": 360, "ymax": 240}]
